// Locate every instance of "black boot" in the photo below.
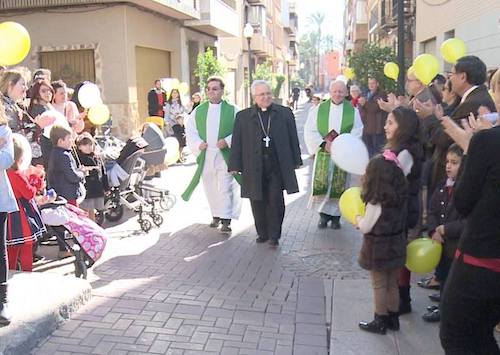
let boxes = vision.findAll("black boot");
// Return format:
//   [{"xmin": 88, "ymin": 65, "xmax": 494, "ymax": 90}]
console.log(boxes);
[
  {"xmin": 209, "ymin": 217, "xmax": 221, "ymax": 228},
  {"xmin": 387, "ymin": 311, "xmax": 400, "ymax": 331},
  {"xmin": 330, "ymin": 216, "xmax": 341, "ymax": 229},
  {"xmin": 399, "ymin": 286, "xmax": 412, "ymax": 315},
  {"xmin": 220, "ymin": 219, "xmax": 232, "ymax": 233},
  {"xmin": 359, "ymin": 314, "xmax": 388, "ymax": 335},
  {"xmin": 318, "ymin": 213, "xmax": 329, "ymax": 229}
]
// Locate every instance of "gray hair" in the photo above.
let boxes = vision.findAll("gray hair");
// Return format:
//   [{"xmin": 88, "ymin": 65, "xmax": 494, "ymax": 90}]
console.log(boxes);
[
  {"xmin": 251, "ymin": 80, "xmax": 271, "ymax": 95},
  {"xmin": 329, "ymin": 80, "xmax": 347, "ymax": 91},
  {"xmin": 350, "ymin": 84, "xmax": 361, "ymax": 92}
]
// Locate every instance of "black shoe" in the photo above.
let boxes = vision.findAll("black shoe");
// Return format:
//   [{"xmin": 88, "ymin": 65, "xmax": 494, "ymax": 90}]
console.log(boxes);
[
  {"xmin": 427, "ymin": 305, "xmax": 439, "ymax": 312},
  {"xmin": 387, "ymin": 311, "xmax": 400, "ymax": 331},
  {"xmin": 318, "ymin": 214, "xmax": 328, "ymax": 229},
  {"xmin": 330, "ymin": 216, "xmax": 341, "ymax": 230},
  {"xmin": 422, "ymin": 309, "xmax": 441, "ymax": 323},
  {"xmin": 359, "ymin": 314, "xmax": 388, "ymax": 335},
  {"xmin": 256, "ymin": 236, "xmax": 269, "ymax": 243},
  {"xmin": 220, "ymin": 220, "xmax": 232, "ymax": 233},
  {"xmin": 33, "ymin": 253, "xmax": 45, "ymax": 263},
  {"xmin": 428, "ymin": 293, "xmax": 441, "ymax": 303},
  {"xmin": 268, "ymin": 239, "xmax": 279, "ymax": 247},
  {"xmin": 399, "ymin": 286, "xmax": 412, "ymax": 315},
  {"xmin": 209, "ymin": 217, "xmax": 221, "ymax": 228}
]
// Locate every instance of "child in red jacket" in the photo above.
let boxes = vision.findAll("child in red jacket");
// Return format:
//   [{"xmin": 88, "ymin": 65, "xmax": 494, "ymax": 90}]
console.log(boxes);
[{"xmin": 6, "ymin": 135, "xmax": 46, "ymax": 271}]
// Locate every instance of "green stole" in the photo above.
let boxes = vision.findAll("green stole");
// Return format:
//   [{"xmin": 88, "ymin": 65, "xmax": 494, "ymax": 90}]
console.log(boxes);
[
  {"xmin": 181, "ymin": 100, "xmax": 240, "ymax": 201},
  {"xmin": 312, "ymin": 99, "xmax": 355, "ymax": 198}
]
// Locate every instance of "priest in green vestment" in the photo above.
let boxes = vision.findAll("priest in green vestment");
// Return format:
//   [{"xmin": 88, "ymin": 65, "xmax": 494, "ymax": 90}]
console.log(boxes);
[
  {"xmin": 304, "ymin": 80, "xmax": 364, "ymax": 229},
  {"xmin": 183, "ymin": 77, "xmax": 241, "ymax": 233}
]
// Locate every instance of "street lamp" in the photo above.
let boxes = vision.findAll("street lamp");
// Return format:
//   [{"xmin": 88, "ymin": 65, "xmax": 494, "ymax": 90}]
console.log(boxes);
[{"xmin": 243, "ymin": 22, "xmax": 254, "ymax": 105}]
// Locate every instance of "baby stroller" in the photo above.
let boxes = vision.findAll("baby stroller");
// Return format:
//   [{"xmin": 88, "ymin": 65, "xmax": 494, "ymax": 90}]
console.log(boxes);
[
  {"xmin": 39, "ymin": 198, "xmax": 107, "ymax": 279},
  {"xmin": 99, "ymin": 138, "xmax": 171, "ymax": 232}
]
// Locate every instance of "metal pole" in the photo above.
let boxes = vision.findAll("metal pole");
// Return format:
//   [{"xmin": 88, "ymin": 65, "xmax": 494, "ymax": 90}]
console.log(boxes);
[
  {"xmin": 397, "ymin": 0, "xmax": 405, "ymax": 95},
  {"xmin": 247, "ymin": 37, "xmax": 253, "ymax": 106}
]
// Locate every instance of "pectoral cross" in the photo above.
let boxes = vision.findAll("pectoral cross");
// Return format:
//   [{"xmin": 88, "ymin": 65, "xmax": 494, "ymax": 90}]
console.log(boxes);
[{"xmin": 263, "ymin": 136, "xmax": 271, "ymax": 148}]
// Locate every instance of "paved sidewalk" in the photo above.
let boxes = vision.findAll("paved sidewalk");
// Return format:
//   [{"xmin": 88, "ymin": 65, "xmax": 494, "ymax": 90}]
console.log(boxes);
[{"xmin": 32, "ymin": 101, "xmax": 448, "ymax": 354}]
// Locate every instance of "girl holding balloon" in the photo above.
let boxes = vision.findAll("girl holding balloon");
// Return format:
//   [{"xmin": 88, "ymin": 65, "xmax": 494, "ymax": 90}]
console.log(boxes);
[
  {"xmin": 383, "ymin": 107, "xmax": 424, "ymax": 315},
  {"xmin": 356, "ymin": 152, "xmax": 409, "ymax": 335},
  {"xmin": 163, "ymin": 88, "xmax": 186, "ymax": 131}
]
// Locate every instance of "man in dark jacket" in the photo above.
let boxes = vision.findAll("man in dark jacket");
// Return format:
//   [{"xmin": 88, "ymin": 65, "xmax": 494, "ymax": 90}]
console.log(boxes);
[
  {"xmin": 147, "ymin": 79, "xmax": 167, "ymax": 117},
  {"xmin": 423, "ymin": 55, "xmax": 496, "ymax": 195},
  {"xmin": 229, "ymin": 80, "xmax": 302, "ymax": 247},
  {"xmin": 359, "ymin": 77, "xmax": 387, "ymax": 157}
]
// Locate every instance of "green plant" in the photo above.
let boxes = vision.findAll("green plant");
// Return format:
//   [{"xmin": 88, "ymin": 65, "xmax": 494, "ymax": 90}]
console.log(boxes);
[
  {"xmin": 253, "ymin": 61, "xmax": 273, "ymax": 82},
  {"xmin": 194, "ymin": 47, "xmax": 226, "ymax": 92},
  {"xmin": 348, "ymin": 43, "xmax": 397, "ymax": 92},
  {"xmin": 273, "ymin": 75, "xmax": 285, "ymax": 98}
]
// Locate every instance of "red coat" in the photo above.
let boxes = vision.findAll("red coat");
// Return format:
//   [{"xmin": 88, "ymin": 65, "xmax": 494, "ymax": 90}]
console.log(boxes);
[{"xmin": 6, "ymin": 169, "xmax": 46, "ymax": 246}]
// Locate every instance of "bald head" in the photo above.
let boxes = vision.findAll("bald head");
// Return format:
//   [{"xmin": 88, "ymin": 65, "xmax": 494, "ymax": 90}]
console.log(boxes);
[{"xmin": 329, "ymin": 80, "xmax": 347, "ymax": 104}]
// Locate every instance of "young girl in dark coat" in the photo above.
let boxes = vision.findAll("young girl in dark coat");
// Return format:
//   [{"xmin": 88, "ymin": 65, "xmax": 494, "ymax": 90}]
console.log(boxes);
[
  {"xmin": 76, "ymin": 133, "xmax": 108, "ymax": 222},
  {"xmin": 6, "ymin": 135, "xmax": 46, "ymax": 271},
  {"xmin": 384, "ymin": 106, "xmax": 424, "ymax": 314},
  {"xmin": 421, "ymin": 144, "xmax": 465, "ymax": 323},
  {"xmin": 356, "ymin": 153, "xmax": 409, "ymax": 334}
]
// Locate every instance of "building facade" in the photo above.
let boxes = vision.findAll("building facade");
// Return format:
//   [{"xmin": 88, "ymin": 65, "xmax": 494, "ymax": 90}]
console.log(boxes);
[
  {"xmin": 0, "ymin": 0, "xmax": 238, "ymax": 136},
  {"xmin": 218, "ymin": 0, "xmax": 298, "ymax": 107},
  {"xmin": 344, "ymin": 0, "xmax": 369, "ymax": 58},
  {"xmin": 415, "ymin": 0, "xmax": 500, "ymax": 71}
]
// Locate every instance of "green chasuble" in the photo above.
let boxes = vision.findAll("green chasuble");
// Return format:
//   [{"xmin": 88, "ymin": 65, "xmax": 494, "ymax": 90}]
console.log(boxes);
[
  {"xmin": 181, "ymin": 100, "xmax": 240, "ymax": 202},
  {"xmin": 312, "ymin": 99, "xmax": 354, "ymax": 199}
]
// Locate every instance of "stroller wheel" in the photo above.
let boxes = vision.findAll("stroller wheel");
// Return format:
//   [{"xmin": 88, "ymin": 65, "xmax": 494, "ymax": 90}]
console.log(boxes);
[
  {"xmin": 140, "ymin": 219, "xmax": 152, "ymax": 233},
  {"xmin": 152, "ymin": 214, "xmax": 164, "ymax": 227},
  {"xmin": 105, "ymin": 205, "xmax": 124, "ymax": 222},
  {"xmin": 95, "ymin": 210, "xmax": 105, "ymax": 226},
  {"xmin": 160, "ymin": 195, "xmax": 176, "ymax": 211}
]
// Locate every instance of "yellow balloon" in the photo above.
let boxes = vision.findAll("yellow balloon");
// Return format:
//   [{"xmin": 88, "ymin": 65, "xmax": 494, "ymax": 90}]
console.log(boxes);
[
  {"xmin": 384, "ymin": 62, "xmax": 399, "ymax": 81},
  {"xmin": 344, "ymin": 67, "xmax": 355, "ymax": 80},
  {"xmin": 165, "ymin": 150, "xmax": 180, "ymax": 165},
  {"xmin": 178, "ymin": 82, "xmax": 189, "ymax": 95},
  {"xmin": 440, "ymin": 38, "xmax": 466, "ymax": 64},
  {"xmin": 339, "ymin": 187, "xmax": 366, "ymax": 225},
  {"xmin": 413, "ymin": 54, "xmax": 440, "ymax": 85},
  {"xmin": 0, "ymin": 22, "xmax": 31, "ymax": 66},
  {"xmin": 88, "ymin": 104, "xmax": 110, "ymax": 125},
  {"xmin": 171, "ymin": 79, "xmax": 180, "ymax": 89},
  {"xmin": 406, "ymin": 238, "xmax": 443, "ymax": 273},
  {"xmin": 407, "ymin": 65, "xmax": 415, "ymax": 77}
]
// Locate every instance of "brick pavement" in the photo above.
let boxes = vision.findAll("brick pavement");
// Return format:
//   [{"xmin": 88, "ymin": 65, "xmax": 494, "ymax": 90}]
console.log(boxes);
[{"xmin": 33, "ymin": 101, "xmax": 445, "ymax": 355}]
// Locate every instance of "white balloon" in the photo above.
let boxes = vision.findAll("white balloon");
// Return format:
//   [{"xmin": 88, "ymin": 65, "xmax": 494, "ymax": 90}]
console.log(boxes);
[
  {"xmin": 78, "ymin": 83, "xmax": 102, "ymax": 108},
  {"xmin": 330, "ymin": 133, "xmax": 369, "ymax": 175}
]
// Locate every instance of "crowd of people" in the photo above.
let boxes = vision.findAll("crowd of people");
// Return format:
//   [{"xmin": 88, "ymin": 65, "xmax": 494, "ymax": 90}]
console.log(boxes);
[{"xmin": 0, "ymin": 67, "xmax": 111, "ymax": 326}]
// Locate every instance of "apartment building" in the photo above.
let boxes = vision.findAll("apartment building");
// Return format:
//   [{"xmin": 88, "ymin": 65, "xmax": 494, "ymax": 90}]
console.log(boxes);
[
  {"xmin": 0, "ymin": 0, "xmax": 238, "ymax": 136},
  {"xmin": 415, "ymin": 0, "xmax": 500, "ymax": 71}
]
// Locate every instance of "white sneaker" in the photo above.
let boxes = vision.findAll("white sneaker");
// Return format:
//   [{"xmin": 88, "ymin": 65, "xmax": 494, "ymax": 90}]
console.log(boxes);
[{"xmin": 0, "ymin": 303, "xmax": 11, "ymax": 326}]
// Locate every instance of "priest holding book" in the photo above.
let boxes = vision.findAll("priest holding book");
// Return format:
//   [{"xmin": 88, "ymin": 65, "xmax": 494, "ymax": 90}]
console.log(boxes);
[{"xmin": 304, "ymin": 80, "xmax": 364, "ymax": 229}]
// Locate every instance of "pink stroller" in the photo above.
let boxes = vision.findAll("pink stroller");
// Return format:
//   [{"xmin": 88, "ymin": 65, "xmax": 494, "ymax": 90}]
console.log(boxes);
[{"xmin": 40, "ymin": 199, "xmax": 107, "ymax": 279}]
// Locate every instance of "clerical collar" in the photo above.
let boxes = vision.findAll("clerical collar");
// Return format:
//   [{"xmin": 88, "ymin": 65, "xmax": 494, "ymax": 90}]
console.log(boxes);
[
  {"xmin": 209, "ymin": 101, "xmax": 222, "ymax": 105},
  {"xmin": 256, "ymin": 104, "xmax": 272, "ymax": 112},
  {"xmin": 331, "ymin": 100, "xmax": 344, "ymax": 106}
]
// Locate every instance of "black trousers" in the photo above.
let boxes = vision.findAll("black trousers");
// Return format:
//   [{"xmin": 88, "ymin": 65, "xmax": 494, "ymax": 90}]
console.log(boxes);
[
  {"xmin": 0, "ymin": 212, "xmax": 8, "ymax": 304},
  {"xmin": 250, "ymin": 155, "xmax": 285, "ymax": 241},
  {"xmin": 440, "ymin": 257, "xmax": 500, "ymax": 354}
]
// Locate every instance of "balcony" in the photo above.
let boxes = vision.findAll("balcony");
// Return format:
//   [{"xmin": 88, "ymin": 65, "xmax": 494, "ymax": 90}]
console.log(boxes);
[
  {"xmin": 184, "ymin": 0, "xmax": 238, "ymax": 36},
  {"xmin": 285, "ymin": 15, "xmax": 298, "ymax": 35},
  {"xmin": 0, "ymin": 0, "xmax": 200, "ymax": 20},
  {"xmin": 247, "ymin": 32, "xmax": 273, "ymax": 58}
]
